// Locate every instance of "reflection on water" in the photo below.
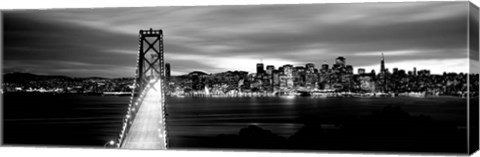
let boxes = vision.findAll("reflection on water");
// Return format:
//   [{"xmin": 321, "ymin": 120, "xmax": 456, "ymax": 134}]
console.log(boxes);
[
  {"xmin": 2, "ymin": 93, "xmax": 469, "ymax": 153},
  {"xmin": 166, "ymin": 96, "xmax": 467, "ymax": 152}
]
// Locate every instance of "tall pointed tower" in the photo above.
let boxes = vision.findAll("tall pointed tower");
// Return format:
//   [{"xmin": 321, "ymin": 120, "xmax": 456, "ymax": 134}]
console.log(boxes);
[{"xmin": 380, "ymin": 52, "xmax": 385, "ymax": 74}]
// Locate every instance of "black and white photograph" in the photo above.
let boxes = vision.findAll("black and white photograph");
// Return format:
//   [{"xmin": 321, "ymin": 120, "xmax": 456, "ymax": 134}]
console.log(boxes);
[{"xmin": 1, "ymin": 0, "xmax": 479, "ymax": 156}]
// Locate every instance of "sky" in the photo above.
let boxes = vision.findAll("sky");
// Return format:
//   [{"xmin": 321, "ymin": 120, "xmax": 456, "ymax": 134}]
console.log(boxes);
[{"xmin": 1, "ymin": 1, "xmax": 476, "ymax": 78}]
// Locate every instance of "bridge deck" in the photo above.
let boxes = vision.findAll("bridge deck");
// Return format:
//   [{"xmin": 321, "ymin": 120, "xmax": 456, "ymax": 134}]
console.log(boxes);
[{"xmin": 121, "ymin": 82, "xmax": 165, "ymax": 149}]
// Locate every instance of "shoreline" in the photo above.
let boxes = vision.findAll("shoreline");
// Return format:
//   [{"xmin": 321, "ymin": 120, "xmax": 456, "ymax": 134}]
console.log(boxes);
[{"xmin": 1, "ymin": 91, "xmax": 472, "ymax": 99}]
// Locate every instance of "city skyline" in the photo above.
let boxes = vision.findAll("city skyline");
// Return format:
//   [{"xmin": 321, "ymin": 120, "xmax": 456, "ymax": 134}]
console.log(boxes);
[
  {"xmin": 1, "ymin": 53, "xmax": 470, "ymax": 78},
  {"xmin": 2, "ymin": 2, "xmax": 477, "ymax": 78}
]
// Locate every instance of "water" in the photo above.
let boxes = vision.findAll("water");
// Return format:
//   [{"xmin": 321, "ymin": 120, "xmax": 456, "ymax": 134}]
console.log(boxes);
[
  {"xmin": 166, "ymin": 96, "xmax": 467, "ymax": 152},
  {"xmin": 3, "ymin": 93, "xmax": 129, "ymax": 147},
  {"xmin": 2, "ymin": 93, "xmax": 468, "ymax": 152}
]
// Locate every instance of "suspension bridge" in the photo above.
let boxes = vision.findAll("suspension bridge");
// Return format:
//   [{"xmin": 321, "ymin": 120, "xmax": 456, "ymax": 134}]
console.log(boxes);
[{"xmin": 113, "ymin": 29, "xmax": 167, "ymax": 149}]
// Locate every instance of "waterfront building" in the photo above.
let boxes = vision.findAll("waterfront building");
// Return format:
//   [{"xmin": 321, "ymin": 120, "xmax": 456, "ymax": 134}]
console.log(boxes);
[
  {"xmin": 284, "ymin": 64, "xmax": 293, "ymax": 77},
  {"xmin": 281, "ymin": 65, "xmax": 294, "ymax": 89},
  {"xmin": 357, "ymin": 74, "xmax": 376, "ymax": 92},
  {"xmin": 305, "ymin": 73, "xmax": 316, "ymax": 89},
  {"xmin": 287, "ymin": 77, "xmax": 294, "ymax": 88},
  {"xmin": 250, "ymin": 79, "xmax": 262, "ymax": 90},
  {"xmin": 279, "ymin": 74, "xmax": 288, "ymax": 89},
  {"xmin": 248, "ymin": 73, "xmax": 256, "ymax": 82},
  {"xmin": 262, "ymin": 74, "xmax": 272, "ymax": 87},
  {"xmin": 190, "ymin": 71, "xmax": 208, "ymax": 90},
  {"xmin": 294, "ymin": 66, "xmax": 306, "ymax": 87},
  {"xmin": 273, "ymin": 70, "xmax": 280, "ymax": 87}
]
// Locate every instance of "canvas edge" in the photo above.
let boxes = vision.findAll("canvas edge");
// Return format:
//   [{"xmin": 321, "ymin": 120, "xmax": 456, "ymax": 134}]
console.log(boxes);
[
  {"xmin": 469, "ymin": 1, "xmax": 480, "ymax": 155},
  {"xmin": 0, "ymin": 1, "xmax": 476, "ymax": 156},
  {"xmin": 0, "ymin": 10, "xmax": 4, "ymax": 146}
]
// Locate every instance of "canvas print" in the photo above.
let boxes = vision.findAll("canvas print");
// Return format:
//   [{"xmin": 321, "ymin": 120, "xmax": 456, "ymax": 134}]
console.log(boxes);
[{"xmin": 1, "ymin": 1, "xmax": 479, "ymax": 155}]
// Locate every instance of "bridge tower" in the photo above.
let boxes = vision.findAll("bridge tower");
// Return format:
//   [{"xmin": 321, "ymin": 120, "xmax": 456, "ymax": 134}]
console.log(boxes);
[
  {"xmin": 137, "ymin": 29, "xmax": 165, "ymax": 92},
  {"xmin": 117, "ymin": 28, "xmax": 167, "ymax": 149}
]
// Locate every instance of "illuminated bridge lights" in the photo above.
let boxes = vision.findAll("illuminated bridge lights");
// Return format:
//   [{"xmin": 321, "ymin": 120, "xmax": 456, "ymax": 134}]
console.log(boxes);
[
  {"xmin": 116, "ymin": 28, "xmax": 166, "ymax": 149},
  {"xmin": 120, "ymin": 79, "xmax": 166, "ymax": 149}
]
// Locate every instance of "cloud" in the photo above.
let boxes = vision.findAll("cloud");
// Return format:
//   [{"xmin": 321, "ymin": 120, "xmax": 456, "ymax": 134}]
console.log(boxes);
[
  {"xmin": 3, "ymin": 12, "xmax": 139, "ymax": 77},
  {"xmin": 2, "ymin": 2, "xmax": 472, "ymax": 77},
  {"xmin": 167, "ymin": 53, "xmax": 300, "ymax": 74},
  {"xmin": 353, "ymin": 50, "xmax": 420, "ymax": 56},
  {"xmin": 355, "ymin": 58, "xmax": 469, "ymax": 74}
]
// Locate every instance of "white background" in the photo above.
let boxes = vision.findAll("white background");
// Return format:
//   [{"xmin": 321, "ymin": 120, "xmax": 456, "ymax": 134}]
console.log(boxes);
[{"xmin": 0, "ymin": 0, "xmax": 479, "ymax": 157}]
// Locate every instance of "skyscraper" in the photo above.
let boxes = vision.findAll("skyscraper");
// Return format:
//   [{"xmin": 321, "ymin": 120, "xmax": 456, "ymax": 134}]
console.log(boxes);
[
  {"xmin": 380, "ymin": 53, "xmax": 387, "ymax": 92},
  {"xmin": 273, "ymin": 70, "xmax": 280, "ymax": 87},
  {"xmin": 321, "ymin": 64, "xmax": 329, "ymax": 73},
  {"xmin": 358, "ymin": 68, "xmax": 366, "ymax": 75},
  {"xmin": 393, "ymin": 68, "xmax": 398, "ymax": 75},
  {"xmin": 380, "ymin": 53, "xmax": 385, "ymax": 74},
  {"xmin": 336, "ymin": 56, "xmax": 346, "ymax": 67},
  {"xmin": 306, "ymin": 63, "xmax": 315, "ymax": 74},
  {"xmin": 283, "ymin": 65, "xmax": 294, "ymax": 88},
  {"xmin": 266, "ymin": 65, "xmax": 275, "ymax": 75},
  {"xmin": 284, "ymin": 64, "xmax": 293, "ymax": 77},
  {"xmin": 256, "ymin": 63, "xmax": 264, "ymax": 74},
  {"xmin": 346, "ymin": 65, "xmax": 353, "ymax": 74}
]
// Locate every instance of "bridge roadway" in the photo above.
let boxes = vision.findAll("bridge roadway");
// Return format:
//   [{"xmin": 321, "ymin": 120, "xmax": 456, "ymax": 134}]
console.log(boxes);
[{"xmin": 121, "ymin": 81, "xmax": 166, "ymax": 149}]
